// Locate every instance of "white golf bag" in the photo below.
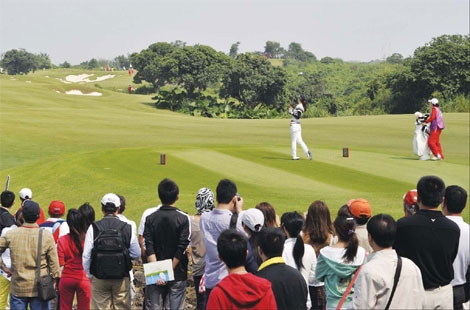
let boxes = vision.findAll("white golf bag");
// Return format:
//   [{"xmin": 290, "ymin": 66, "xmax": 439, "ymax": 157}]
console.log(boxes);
[{"xmin": 413, "ymin": 112, "xmax": 431, "ymax": 160}]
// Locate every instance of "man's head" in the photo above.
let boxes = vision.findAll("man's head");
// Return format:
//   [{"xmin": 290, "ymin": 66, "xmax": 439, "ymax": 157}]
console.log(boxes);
[
  {"xmin": 158, "ymin": 178, "xmax": 179, "ymax": 205},
  {"xmin": 101, "ymin": 193, "xmax": 121, "ymax": 214},
  {"xmin": 217, "ymin": 229, "xmax": 248, "ymax": 269},
  {"xmin": 367, "ymin": 214, "xmax": 396, "ymax": 249},
  {"xmin": 1, "ymin": 190, "xmax": 15, "ymax": 208},
  {"xmin": 347, "ymin": 198, "xmax": 371, "ymax": 225},
  {"xmin": 19, "ymin": 188, "xmax": 32, "ymax": 202},
  {"xmin": 48, "ymin": 200, "xmax": 66, "ymax": 218},
  {"xmin": 403, "ymin": 189, "xmax": 419, "ymax": 216},
  {"xmin": 258, "ymin": 227, "xmax": 285, "ymax": 260},
  {"xmin": 22, "ymin": 200, "xmax": 40, "ymax": 223},
  {"xmin": 443, "ymin": 185, "xmax": 467, "ymax": 215},
  {"xmin": 417, "ymin": 175, "xmax": 445, "ymax": 209},
  {"xmin": 216, "ymin": 179, "xmax": 237, "ymax": 204}
]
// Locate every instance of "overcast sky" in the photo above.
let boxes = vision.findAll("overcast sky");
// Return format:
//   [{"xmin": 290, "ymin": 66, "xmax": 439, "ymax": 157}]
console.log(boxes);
[{"xmin": 1, "ymin": 0, "xmax": 468, "ymax": 65}]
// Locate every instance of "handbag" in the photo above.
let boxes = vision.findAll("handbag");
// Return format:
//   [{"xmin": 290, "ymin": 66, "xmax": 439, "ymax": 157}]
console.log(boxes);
[{"xmin": 36, "ymin": 228, "xmax": 57, "ymax": 301}]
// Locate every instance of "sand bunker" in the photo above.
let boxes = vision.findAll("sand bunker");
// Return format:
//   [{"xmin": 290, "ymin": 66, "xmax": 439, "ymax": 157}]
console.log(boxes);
[
  {"xmin": 59, "ymin": 74, "xmax": 115, "ymax": 84},
  {"xmin": 66, "ymin": 90, "xmax": 102, "ymax": 96}
]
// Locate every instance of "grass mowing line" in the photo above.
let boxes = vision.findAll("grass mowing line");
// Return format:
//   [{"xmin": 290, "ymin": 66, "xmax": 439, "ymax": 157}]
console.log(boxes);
[{"xmin": 171, "ymin": 149, "xmax": 358, "ymax": 195}]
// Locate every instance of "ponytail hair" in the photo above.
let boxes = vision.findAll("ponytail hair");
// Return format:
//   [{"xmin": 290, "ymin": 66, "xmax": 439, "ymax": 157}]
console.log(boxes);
[
  {"xmin": 334, "ymin": 215, "xmax": 358, "ymax": 263},
  {"xmin": 281, "ymin": 211, "xmax": 305, "ymax": 270}
]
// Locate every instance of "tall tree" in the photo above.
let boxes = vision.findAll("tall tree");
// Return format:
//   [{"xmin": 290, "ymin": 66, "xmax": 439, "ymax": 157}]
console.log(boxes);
[
  {"xmin": 264, "ymin": 41, "xmax": 283, "ymax": 59},
  {"xmin": 229, "ymin": 42, "xmax": 240, "ymax": 58},
  {"xmin": 0, "ymin": 49, "xmax": 38, "ymax": 75}
]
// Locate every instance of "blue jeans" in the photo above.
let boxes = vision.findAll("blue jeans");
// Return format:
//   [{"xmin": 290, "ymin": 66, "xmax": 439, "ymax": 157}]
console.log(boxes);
[
  {"xmin": 147, "ymin": 280, "xmax": 187, "ymax": 310},
  {"xmin": 10, "ymin": 294, "xmax": 49, "ymax": 310}
]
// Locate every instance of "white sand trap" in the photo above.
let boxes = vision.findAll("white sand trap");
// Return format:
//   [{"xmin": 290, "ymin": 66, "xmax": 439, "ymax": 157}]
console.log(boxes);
[
  {"xmin": 59, "ymin": 73, "xmax": 115, "ymax": 83},
  {"xmin": 66, "ymin": 90, "xmax": 102, "ymax": 96}
]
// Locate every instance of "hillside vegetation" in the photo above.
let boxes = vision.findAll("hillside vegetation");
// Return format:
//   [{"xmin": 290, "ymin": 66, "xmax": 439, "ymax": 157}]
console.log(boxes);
[{"xmin": 0, "ymin": 69, "xmax": 468, "ymax": 224}]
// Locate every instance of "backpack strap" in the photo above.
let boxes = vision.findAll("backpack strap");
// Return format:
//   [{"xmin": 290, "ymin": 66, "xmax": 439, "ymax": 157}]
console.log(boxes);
[{"xmin": 385, "ymin": 255, "xmax": 402, "ymax": 310}]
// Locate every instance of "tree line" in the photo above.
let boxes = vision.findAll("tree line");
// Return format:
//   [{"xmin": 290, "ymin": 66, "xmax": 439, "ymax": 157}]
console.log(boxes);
[{"xmin": 1, "ymin": 35, "xmax": 468, "ymax": 118}]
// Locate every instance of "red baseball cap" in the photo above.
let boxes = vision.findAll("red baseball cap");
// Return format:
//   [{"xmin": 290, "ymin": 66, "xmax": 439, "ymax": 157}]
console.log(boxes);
[
  {"xmin": 403, "ymin": 189, "xmax": 418, "ymax": 207},
  {"xmin": 48, "ymin": 200, "xmax": 65, "ymax": 215}
]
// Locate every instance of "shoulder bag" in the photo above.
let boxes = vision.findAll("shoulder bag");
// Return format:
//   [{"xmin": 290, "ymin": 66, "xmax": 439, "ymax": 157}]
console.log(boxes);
[
  {"xmin": 36, "ymin": 228, "xmax": 57, "ymax": 301},
  {"xmin": 385, "ymin": 254, "xmax": 402, "ymax": 309}
]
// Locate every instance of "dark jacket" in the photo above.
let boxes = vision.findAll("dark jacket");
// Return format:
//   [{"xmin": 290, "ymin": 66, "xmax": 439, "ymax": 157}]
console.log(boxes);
[{"xmin": 144, "ymin": 205, "xmax": 191, "ymax": 281}]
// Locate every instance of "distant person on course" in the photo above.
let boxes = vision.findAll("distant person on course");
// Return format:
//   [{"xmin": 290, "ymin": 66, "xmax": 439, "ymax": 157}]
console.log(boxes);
[
  {"xmin": 423, "ymin": 98, "xmax": 445, "ymax": 160},
  {"xmin": 289, "ymin": 95, "xmax": 312, "ymax": 160}
]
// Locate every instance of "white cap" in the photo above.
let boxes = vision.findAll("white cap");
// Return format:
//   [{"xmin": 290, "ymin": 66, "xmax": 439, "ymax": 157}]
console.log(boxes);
[
  {"xmin": 428, "ymin": 98, "xmax": 439, "ymax": 105},
  {"xmin": 101, "ymin": 193, "xmax": 121, "ymax": 207},
  {"xmin": 414, "ymin": 112, "xmax": 423, "ymax": 119},
  {"xmin": 19, "ymin": 188, "xmax": 33, "ymax": 200},
  {"xmin": 241, "ymin": 208, "xmax": 264, "ymax": 232}
]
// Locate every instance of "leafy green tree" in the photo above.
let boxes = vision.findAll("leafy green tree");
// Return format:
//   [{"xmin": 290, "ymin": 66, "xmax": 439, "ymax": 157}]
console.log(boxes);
[
  {"xmin": 114, "ymin": 55, "xmax": 130, "ymax": 69},
  {"xmin": 60, "ymin": 61, "xmax": 71, "ymax": 68},
  {"xmin": 36, "ymin": 53, "xmax": 52, "ymax": 69},
  {"xmin": 264, "ymin": 41, "xmax": 284, "ymax": 59},
  {"xmin": 386, "ymin": 53, "xmax": 403, "ymax": 64},
  {"xmin": 220, "ymin": 53, "xmax": 288, "ymax": 110},
  {"xmin": 229, "ymin": 42, "xmax": 240, "ymax": 58},
  {"xmin": 0, "ymin": 49, "xmax": 38, "ymax": 75},
  {"xmin": 285, "ymin": 42, "xmax": 316, "ymax": 62}
]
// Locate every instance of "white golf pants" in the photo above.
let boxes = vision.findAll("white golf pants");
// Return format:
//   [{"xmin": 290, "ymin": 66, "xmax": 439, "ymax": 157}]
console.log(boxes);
[{"xmin": 290, "ymin": 124, "xmax": 309, "ymax": 158}]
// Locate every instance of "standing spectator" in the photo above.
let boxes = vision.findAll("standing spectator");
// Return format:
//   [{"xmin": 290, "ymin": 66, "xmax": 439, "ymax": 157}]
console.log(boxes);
[
  {"xmin": 0, "ymin": 190, "xmax": 17, "ymax": 310},
  {"xmin": 206, "ymin": 229, "xmax": 276, "ymax": 310},
  {"xmin": 57, "ymin": 209, "xmax": 91, "ymax": 310},
  {"xmin": 0, "ymin": 200, "xmax": 60, "ymax": 309},
  {"xmin": 0, "ymin": 190, "xmax": 16, "ymax": 233},
  {"xmin": 289, "ymin": 95, "xmax": 312, "ymax": 160},
  {"xmin": 402, "ymin": 189, "xmax": 419, "ymax": 217},
  {"xmin": 257, "ymin": 227, "xmax": 308, "ymax": 309},
  {"xmin": 16, "ymin": 188, "xmax": 45, "ymax": 224},
  {"xmin": 116, "ymin": 194, "xmax": 138, "ymax": 303},
  {"xmin": 442, "ymin": 185, "xmax": 469, "ymax": 310},
  {"xmin": 302, "ymin": 200, "xmax": 334, "ymax": 310},
  {"xmin": 200, "ymin": 179, "xmax": 249, "ymax": 301},
  {"xmin": 424, "ymin": 98, "xmax": 445, "ymax": 160},
  {"xmin": 189, "ymin": 187, "xmax": 215, "ymax": 310},
  {"xmin": 241, "ymin": 208, "xmax": 265, "ymax": 267},
  {"xmin": 78, "ymin": 202, "xmax": 95, "ymax": 230},
  {"xmin": 347, "ymin": 198, "xmax": 373, "ymax": 254},
  {"xmin": 351, "ymin": 214, "xmax": 425, "ymax": 309},
  {"xmin": 40, "ymin": 200, "xmax": 70, "ymax": 242},
  {"xmin": 394, "ymin": 175, "xmax": 460, "ymax": 309},
  {"xmin": 82, "ymin": 193, "xmax": 140, "ymax": 309},
  {"xmin": 281, "ymin": 211, "xmax": 316, "ymax": 309},
  {"xmin": 144, "ymin": 178, "xmax": 191, "ymax": 310},
  {"xmin": 255, "ymin": 202, "xmax": 280, "ymax": 228},
  {"xmin": 315, "ymin": 215, "xmax": 366, "ymax": 309}
]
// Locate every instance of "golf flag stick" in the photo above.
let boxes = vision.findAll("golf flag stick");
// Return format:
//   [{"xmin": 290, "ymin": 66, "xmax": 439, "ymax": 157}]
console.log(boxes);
[{"xmin": 5, "ymin": 175, "xmax": 10, "ymax": 191}]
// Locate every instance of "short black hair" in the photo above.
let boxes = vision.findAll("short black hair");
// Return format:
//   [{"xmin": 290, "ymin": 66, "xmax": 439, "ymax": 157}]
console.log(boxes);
[
  {"xmin": 117, "ymin": 194, "xmax": 126, "ymax": 214},
  {"xmin": 216, "ymin": 179, "xmax": 237, "ymax": 204},
  {"xmin": 1, "ymin": 190, "xmax": 15, "ymax": 208},
  {"xmin": 217, "ymin": 229, "xmax": 248, "ymax": 269},
  {"xmin": 367, "ymin": 214, "xmax": 396, "ymax": 248},
  {"xmin": 445, "ymin": 185, "xmax": 467, "ymax": 214},
  {"xmin": 258, "ymin": 227, "xmax": 285, "ymax": 259},
  {"xmin": 158, "ymin": 178, "xmax": 179, "ymax": 205},
  {"xmin": 417, "ymin": 175, "xmax": 445, "ymax": 208}
]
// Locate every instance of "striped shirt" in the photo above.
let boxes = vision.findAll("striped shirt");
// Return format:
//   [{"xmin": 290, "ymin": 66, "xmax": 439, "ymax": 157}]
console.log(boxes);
[
  {"xmin": 290, "ymin": 103, "xmax": 304, "ymax": 125},
  {"xmin": 0, "ymin": 223, "xmax": 60, "ymax": 297}
]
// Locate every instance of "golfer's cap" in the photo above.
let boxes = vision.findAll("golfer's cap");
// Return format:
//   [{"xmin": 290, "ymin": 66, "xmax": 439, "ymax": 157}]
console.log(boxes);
[
  {"xmin": 428, "ymin": 98, "xmax": 439, "ymax": 105},
  {"xmin": 22, "ymin": 200, "xmax": 40, "ymax": 218},
  {"xmin": 403, "ymin": 189, "xmax": 418, "ymax": 207},
  {"xmin": 348, "ymin": 198, "xmax": 371, "ymax": 218},
  {"xmin": 241, "ymin": 208, "xmax": 265, "ymax": 232},
  {"xmin": 48, "ymin": 200, "xmax": 65, "ymax": 215},
  {"xmin": 101, "ymin": 193, "xmax": 121, "ymax": 208},
  {"xmin": 19, "ymin": 188, "xmax": 32, "ymax": 200}
]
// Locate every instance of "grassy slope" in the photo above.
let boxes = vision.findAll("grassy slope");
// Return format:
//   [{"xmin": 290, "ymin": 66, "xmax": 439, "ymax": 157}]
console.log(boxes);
[{"xmin": 0, "ymin": 69, "xmax": 468, "ymax": 223}]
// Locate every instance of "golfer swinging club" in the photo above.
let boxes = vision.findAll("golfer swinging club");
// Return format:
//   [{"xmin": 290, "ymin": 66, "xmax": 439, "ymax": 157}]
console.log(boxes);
[{"xmin": 289, "ymin": 95, "xmax": 312, "ymax": 160}]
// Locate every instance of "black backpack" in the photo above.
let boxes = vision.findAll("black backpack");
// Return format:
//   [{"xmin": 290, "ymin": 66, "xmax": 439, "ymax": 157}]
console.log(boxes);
[{"xmin": 90, "ymin": 220, "xmax": 132, "ymax": 279}]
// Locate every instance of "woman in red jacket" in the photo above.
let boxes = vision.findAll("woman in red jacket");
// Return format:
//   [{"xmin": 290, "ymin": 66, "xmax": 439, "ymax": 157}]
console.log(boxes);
[
  {"xmin": 424, "ymin": 98, "xmax": 445, "ymax": 160},
  {"xmin": 57, "ymin": 208, "xmax": 91, "ymax": 310}
]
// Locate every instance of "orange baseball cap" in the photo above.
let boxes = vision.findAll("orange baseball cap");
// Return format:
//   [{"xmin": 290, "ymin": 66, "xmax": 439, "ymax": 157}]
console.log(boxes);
[{"xmin": 348, "ymin": 198, "xmax": 371, "ymax": 218}]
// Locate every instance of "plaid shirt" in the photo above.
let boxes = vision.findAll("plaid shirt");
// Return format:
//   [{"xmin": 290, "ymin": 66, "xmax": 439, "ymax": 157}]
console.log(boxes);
[{"xmin": 0, "ymin": 222, "xmax": 60, "ymax": 297}]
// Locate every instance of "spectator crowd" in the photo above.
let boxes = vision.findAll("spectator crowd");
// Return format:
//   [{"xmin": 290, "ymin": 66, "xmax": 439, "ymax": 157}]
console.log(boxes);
[{"xmin": 0, "ymin": 174, "xmax": 468, "ymax": 310}]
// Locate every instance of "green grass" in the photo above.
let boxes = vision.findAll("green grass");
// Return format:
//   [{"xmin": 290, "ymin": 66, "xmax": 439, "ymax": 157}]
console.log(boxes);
[{"xmin": 1, "ymin": 69, "xmax": 469, "ymax": 224}]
